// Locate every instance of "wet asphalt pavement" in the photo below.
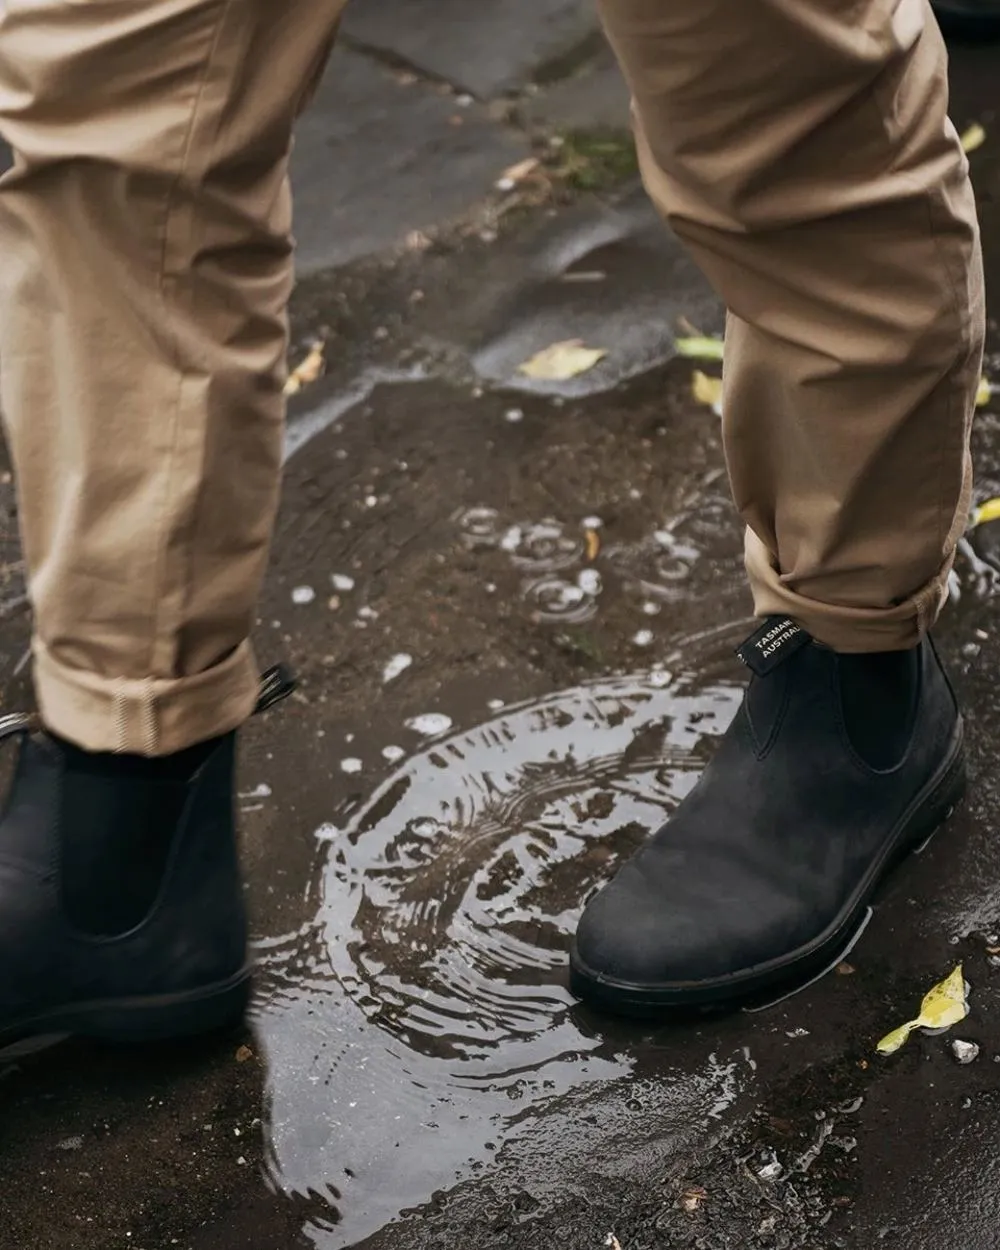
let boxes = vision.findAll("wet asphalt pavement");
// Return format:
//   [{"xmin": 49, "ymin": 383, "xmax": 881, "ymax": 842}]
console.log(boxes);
[{"xmin": 1, "ymin": 14, "xmax": 1000, "ymax": 1250}]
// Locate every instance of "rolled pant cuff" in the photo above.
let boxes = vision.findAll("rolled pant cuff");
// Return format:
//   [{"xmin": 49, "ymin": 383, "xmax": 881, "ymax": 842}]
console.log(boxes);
[
  {"xmin": 745, "ymin": 530, "xmax": 948, "ymax": 653},
  {"xmin": 33, "ymin": 638, "xmax": 261, "ymax": 755}
]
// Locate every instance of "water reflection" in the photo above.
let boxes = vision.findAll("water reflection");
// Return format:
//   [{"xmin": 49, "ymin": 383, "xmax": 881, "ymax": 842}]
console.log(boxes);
[{"xmin": 255, "ymin": 634, "xmax": 750, "ymax": 1246}]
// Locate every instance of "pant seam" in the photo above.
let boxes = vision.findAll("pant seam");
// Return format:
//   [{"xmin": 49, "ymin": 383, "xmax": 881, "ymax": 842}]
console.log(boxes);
[
  {"xmin": 867, "ymin": 30, "xmax": 973, "ymax": 626},
  {"xmin": 146, "ymin": 0, "xmax": 237, "ymax": 685}
]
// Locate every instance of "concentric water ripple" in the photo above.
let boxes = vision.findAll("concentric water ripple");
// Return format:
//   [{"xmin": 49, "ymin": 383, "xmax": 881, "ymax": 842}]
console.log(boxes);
[
  {"xmin": 324, "ymin": 667, "xmax": 739, "ymax": 1059},
  {"xmin": 257, "ymin": 631, "xmax": 750, "ymax": 1245}
]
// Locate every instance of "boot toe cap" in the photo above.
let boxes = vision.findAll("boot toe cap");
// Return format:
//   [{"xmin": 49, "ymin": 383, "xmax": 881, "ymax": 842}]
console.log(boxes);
[{"xmin": 573, "ymin": 861, "xmax": 798, "ymax": 991}]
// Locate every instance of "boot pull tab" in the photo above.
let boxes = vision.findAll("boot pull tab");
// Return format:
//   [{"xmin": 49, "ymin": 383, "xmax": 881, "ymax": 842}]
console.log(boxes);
[
  {"xmin": 736, "ymin": 617, "xmax": 810, "ymax": 678},
  {"xmin": 254, "ymin": 664, "xmax": 298, "ymax": 716}
]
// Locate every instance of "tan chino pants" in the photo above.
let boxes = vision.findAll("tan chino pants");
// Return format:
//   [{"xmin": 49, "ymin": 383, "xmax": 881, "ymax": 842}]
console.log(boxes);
[{"xmin": 0, "ymin": 0, "xmax": 984, "ymax": 754}]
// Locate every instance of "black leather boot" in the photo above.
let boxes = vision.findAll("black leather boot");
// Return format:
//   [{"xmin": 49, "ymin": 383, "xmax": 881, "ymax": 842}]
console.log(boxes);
[
  {"xmin": 0, "ymin": 665, "xmax": 295, "ymax": 1049},
  {"xmin": 570, "ymin": 619, "xmax": 965, "ymax": 1014}
]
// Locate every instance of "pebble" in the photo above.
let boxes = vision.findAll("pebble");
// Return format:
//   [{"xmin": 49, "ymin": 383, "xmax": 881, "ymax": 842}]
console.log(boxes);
[{"xmin": 383, "ymin": 653, "xmax": 413, "ymax": 683}]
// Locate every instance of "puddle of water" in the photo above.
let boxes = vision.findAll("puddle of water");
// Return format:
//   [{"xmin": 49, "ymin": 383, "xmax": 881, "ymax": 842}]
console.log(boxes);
[
  {"xmin": 522, "ymin": 573, "xmax": 600, "ymax": 623},
  {"xmin": 455, "ymin": 497, "xmax": 747, "ymax": 638},
  {"xmin": 254, "ymin": 631, "xmax": 749, "ymax": 1246},
  {"xmin": 466, "ymin": 191, "xmax": 719, "ymax": 399}
]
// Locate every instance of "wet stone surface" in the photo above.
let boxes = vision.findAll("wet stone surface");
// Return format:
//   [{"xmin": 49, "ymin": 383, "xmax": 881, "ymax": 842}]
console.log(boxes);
[
  {"xmin": 341, "ymin": 0, "xmax": 600, "ymax": 100},
  {"xmin": 0, "ymin": 24, "xmax": 999, "ymax": 1250},
  {"xmin": 292, "ymin": 49, "xmax": 531, "ymax": 274}
]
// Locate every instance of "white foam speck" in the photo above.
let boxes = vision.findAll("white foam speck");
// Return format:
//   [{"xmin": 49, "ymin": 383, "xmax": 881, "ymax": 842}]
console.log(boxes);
[
  {"xmin": 649, "ymin": 671, "xmax": 670, "ymax": 688},
  {"xmin": 382, "ymin": 745, "xmax": 405, "ymax": 763},
  {"xmin": 383, "ymin": 653, "xmax": 413, "ymax": 683},
  {"xmin": 487, "ymin": 699, "xmax": 505, "ymax": 711},
  {"xmin": 633, "ymin": 629, "xmax": 654, "ymax": 647},
  {"xmin": 406, "ymin": 713, "xmax": 453, "ymax": 737},
  {"xmin": 332, "ymin": 574, "xmax": 355, "ymax": 592},
  {"xmin": 704, "ymin": 1052, "xmax": 741, "ymax": 1121},
  {"xmin": 315, "ymin": 822, "xmax": 339, "ymax": 843},
  {"xmin": 239, "ymin": 783, "xmax": 272, "ymax": 800},
  {"xmin": 577, "ymin": 569, "xmax": 602, "ymax": 596},
  {"xmin": 291, "ymin": 585, "xmax": 315, "ymax": 605},
  {"xmin": 340, "ymin": 758, "xmax": 363, "ymax": 774},
  {"xmin": 642, "ymin": 601, "xmax": 661, "ymax": 616},
  {"xmin": 499, "ymin": 526, "xmax": 522, "ymax": 553},
  {"xmin": 581, "ymin": 515, "xmax": 603, "ymax": 529},
  {"xmin": 504, "ymin": 408, "xmax": 524, "ymax": 423}
]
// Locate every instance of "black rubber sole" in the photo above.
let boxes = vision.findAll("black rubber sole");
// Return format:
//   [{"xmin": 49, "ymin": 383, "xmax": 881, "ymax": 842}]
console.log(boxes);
[
  {"xmin": 569, "ymin": 722, "xmax": 966, "ymax": 1017},
  {"xmin": 0, "ymin": 966, "xmax": 251, "ymax": 1053}
]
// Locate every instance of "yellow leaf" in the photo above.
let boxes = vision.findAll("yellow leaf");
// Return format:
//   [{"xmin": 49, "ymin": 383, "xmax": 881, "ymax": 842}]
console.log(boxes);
[
  {"xmin": 585, "ymin": 529, "xmax": 601, "ymax": 561},
  {"xmin": 961, "ymin": 122, "xmax": 987, "ymax": 154},
  {"xmin": 284, "ymin": 341, "xmax": 326, "ymax": 396},
  {"xmin": 971, "ymin": 497, "xmax": 1000, "ymax": 528},
  {"xmin": 876, "ymin": 964, "xmax": 968, "ymax": 1055},
  {"xmin": 976, "ymin": 375, "xmax": 992, "ymax": 408},
  {"xmin": 675, "ymin": 336, "xmax": 724, "ymax": 362},
  {"xmin": 692, "ymin": 370, "xmax": 723, "ymax": 415},
  {"xmin": 876, "ymin": 1021, "xmax": 915, "ymax": 1057},
  {"xmin": 918, "ymin": 964, "xmax": 969, "ymax": 1028},
  {"xmin": 518, "ymin": 339, "xmax": 607, "ymax": 381}
]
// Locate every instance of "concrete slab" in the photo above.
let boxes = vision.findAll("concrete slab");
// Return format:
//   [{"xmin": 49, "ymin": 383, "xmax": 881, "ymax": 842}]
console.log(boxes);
[
  {"xmin": 292, "ymin": 47, "xmax": 530, "ymax": 273},
  {"xmin": 522, "ymin": 41, "xmax": 632, "ymax": 133},
  {"xmin": 341, "ymin": 0, "xmax": 599, "ymax": 99}
]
